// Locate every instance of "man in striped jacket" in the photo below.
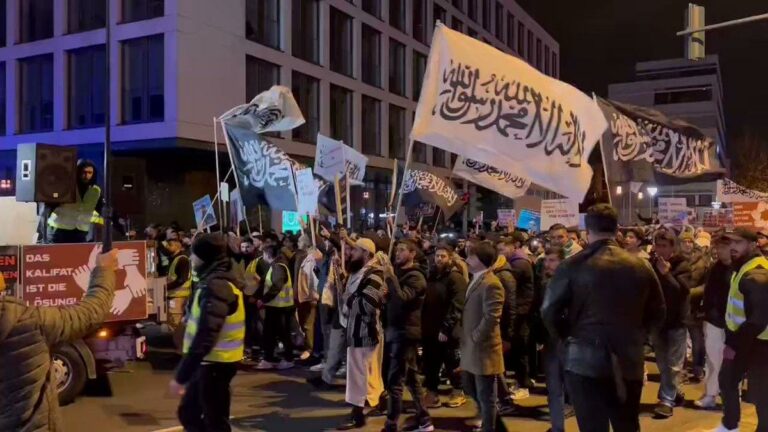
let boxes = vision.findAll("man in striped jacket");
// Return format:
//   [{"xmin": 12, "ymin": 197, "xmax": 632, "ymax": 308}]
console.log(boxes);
[{"xmin": 338, "ymin": 238, "xmax": 388, "ymax": 430}]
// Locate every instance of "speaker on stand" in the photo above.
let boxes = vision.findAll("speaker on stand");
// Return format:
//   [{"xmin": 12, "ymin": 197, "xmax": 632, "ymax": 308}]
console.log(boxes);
[{"xmin": 15, "ymin": 143, "xmax": 77, "ymax": 204}]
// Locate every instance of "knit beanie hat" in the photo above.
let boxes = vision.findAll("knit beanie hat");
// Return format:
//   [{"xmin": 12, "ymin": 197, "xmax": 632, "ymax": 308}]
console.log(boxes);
[{"xmin": 191, "ymin": 233, "xmax": 228, "ymax": 263}]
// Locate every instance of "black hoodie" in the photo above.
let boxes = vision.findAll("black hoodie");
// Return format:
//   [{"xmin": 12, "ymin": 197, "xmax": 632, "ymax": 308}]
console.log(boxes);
[
  {"xmin": 423, "ymin": 263, "xmax": 467, "ymax": 340},
  {"xmin": 387, "ymin": 264, "xmax": 428, "ymax": 342}
]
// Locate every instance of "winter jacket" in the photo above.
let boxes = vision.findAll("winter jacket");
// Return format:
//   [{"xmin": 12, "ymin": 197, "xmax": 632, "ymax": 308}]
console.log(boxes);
[
  {"xmin": 507, "ymin": 249, "xmax": 534, "ymax": 317},
  {"xmin": 653, "ymin": 254, "xmax": 692, "ymax": 330},
  {"xmin": 725, "ymin": 252, "xmax": 768, "ymax": 355},
  {"xmin": 541, "ymin": 239, "xmax": 665, "ymax": 381},
  {"xmin": 175, "ymin": 257, "xmax": 244, "ymax": 385},
  {"xmin": 703, "ymin": 260, "xmax": 732, "ymax": 329},
  {"xmin": 0, "ymin": 267, "xmax": 115, "ymax": 432},
  {"xmin": 460, "ymin": 270, "xmax": 505, "ymax": 376},
  {"xmin": 423, "ymin": 264, "xmax": 467, "ymax": 340},
  {"xmin": 492, "ymin": 256, "xmax": 517, "ymax": 342},
  {"xmin": 684, "ymin": 248, "xmax": 711, "ymax": 322},
  {"xmin": 261, "ymin": 257, "xmax": 291, "ymax": 305},
  {"xmin": 387, "ymin": 265, "xmax": 428, "ymax": 342},
  {"xmin": 345, "ymin": 260, "xmax": 387, "ymax": 348}
]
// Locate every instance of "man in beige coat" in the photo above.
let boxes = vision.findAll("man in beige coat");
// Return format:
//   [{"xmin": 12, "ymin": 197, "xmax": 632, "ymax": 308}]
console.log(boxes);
[{"xmin": 461, "ymin": 241, "xmax": 508, "ymax": 432}]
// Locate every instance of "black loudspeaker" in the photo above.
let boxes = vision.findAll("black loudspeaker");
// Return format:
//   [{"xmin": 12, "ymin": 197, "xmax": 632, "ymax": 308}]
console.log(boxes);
[{"xmin": 15, "ymin": 143, "xmax": 77, "ymax": 204}]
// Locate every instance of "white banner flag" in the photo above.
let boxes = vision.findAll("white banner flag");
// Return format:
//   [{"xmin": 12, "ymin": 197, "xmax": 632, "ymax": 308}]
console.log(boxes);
[
  {"xmin": 219, "ymin": 85, "xmax": 305, "ymax": 133},
  {"xmin": 412, "ymin": 24, "xmax": 607, "ymax": 200},
  {"xmin": 716, "ymin": 178, "xmax": 768, "ymax": 204},
  {"xmin": 314, "ymin": 134, "xmax": 368, "ymax": 185},
  {"xmin": 453, "ymin": 157, "xmax": 530, "ymax": 199}
]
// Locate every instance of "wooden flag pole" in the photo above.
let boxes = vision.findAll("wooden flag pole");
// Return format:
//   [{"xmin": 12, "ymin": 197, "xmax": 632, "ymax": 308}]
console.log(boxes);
[
  {"xmin": 345, "ymin": 172, "xmax": 352, "ymax": 230},
  {"xmin": 388, "ymin": 139, "xmax": 415, "ymax": 257},
  {"xmin": 213, "ymin": 116, "xmax": 224, "ymax": 232},
  {"xmin": 334, "ymin": 174, "xmax": 344, "ymax": 227},
  {"xmin": 309, "ymin": 214, "xmax": 317, "ymax": 248},
  {"xmin": 258, "ymin": 205, "xmax": 263, "ymax": 233},
  {"xmin": 432, "ymin": 207, "xmax": 442, "ymax": 235}
]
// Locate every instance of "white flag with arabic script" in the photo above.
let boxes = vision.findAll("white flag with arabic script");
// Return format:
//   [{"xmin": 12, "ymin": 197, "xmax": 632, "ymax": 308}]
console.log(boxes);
[
  {"xmin": 412, "ymin": 24, "xmax": 607, "ymax": 200},
  {"xmin": 453, "ymin": 157, "xmax": 531, "ymax": 199},
  {"xmin": 314, "ymin": 134, "xmax": 369, "ymax": 185}
]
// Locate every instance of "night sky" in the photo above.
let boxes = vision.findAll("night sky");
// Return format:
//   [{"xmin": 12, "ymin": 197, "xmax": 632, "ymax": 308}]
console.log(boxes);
[{"xmin": 516, "ymin": 0, "xmax": 768, "ymax": 156}]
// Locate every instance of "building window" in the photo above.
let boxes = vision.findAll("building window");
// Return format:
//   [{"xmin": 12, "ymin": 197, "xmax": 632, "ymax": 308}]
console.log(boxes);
[
  {"xmin": 246, "ymin": 0, "xmax": 280, "ymax": 49},
  {"xmin": 452, "ymin": 0, "xmax": 463, "ymax": 12},
  {"xmin": 389, "ymin": 39, "xmax": 406, "ymax": 96},
  {"xmin": 450, "ymin": 152, "xmax": 457, "ymax": 167},
  {"xmin": 330, "ymin": 7, "xmax": 353, "ymax": 76},
  {"xmin": 414, "ymin": 141, "xmax": 427, "ymax": 163},
  {"xmin": 122, "ymin": 0, "xmax": 163, "ymax": 23},
  {"xmin": 433, "ymin": 147, "xmax": 445, "ymax": 168},
  {"xmin": 451, "ymin": 17, "xmax": 463, "ymax": 32},
  {"xmin": 362, "ymin": 96, "xmax": 381, "ymax": 155},
  {"xmin": 20, "ymin": 0, "xmax": 53, "ymax": 43},
  {"xmin": 68, "ymin": 0, "xmax": 106, "ymax": 33},
  {"xmin": 245, "ymin": 56, "xmax": 280, "ymax": 101},
  {"xmin": 389, "ymin": 105, "xmax": 406, "ymax": 159},
  {"xmin": 390, "ymin": 0, "xmax": 405, "ymax": 32},
  {"xmin": 330, "ymin": 85, "xmax": 353, "ymax": 146},
  {"xmin": 19, "ymin": 54, "xmax": 54, "ymax": 133},
  {"xmin": 292, "ymin": 71, "xmax": 319, "ymax": 143},
  {"xmin": 413, "ymin": 0, "xmax": 427, "ymax": 44},
  {"xmin": 122, "ymin": 35, "xmax": 164, "ymax": 124},
  {"xmin": 362, "ymin": 0, "xmax": 381, "ymax": 19},
  {"xmin": 552, "ymin": 52, "xmax": 558, "ymax": 77},
  {"xmin": 654, "ymin": 85, "xmax": 714, "ymax": 105},
  {"xmin": 506, "ymin": 12, "xmax": 515, "ymax": 52},
  {"xmin": 483, "ymin": 0, "xmax": 491, "ymax": 29},
  {"xmin": 434, "ymin": 4, "xmax": 446, "ymax": 27},
  {"xmin": 517, "ymin": 22, "xmax": 525, "ymax": 55},
  {"xmin": 292, "ymin": 0, "xmax": 320, "ymax": 64},
  {"xmin": 495, "ymin": 2, "xmax": 504, "ymax": 42},
  {"xmin": 468, "ymin": 27, "xmax": 478, "ymax": 39},
  {"xmin": 527, "ymin": 30, "xmax": 534, "ymax": 64},
  {"xmin": 361, "ymin": 24, "xmax": 381, "ymax": 87},
  {"xmin": 544, "ymin": 45, "xmax": 550, "ymax": 75},
  {"xmin": 536, "ymin": 38, "xmax": 542, "ymax": 70},
  {"xmin": 0, "ymin": 63, "xmax": 5, "ymax": 134},
  {"xmin": 412, "ymin": 51, "xmax": 427, "ymax": 100},
  {"xmin": 467, "ymin": 0, "xmax": 478, "ymax": 21},
  {"xmin": 69, "ymin": 45, "xmax": 106, "ymax": 129},
  {"xmin": 0, "ymin": 1, "xmax": 5, "ymax": 47}
]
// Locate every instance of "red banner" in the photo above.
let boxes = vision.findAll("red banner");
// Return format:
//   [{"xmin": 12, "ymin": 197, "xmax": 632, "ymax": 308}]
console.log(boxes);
[
  {"xmin": 732, "ymin": 202, "xmax": 768, "ymax": 230},
  {"xmin": 0, "ymin": 246, "xmax": 19, "ymax": 297},
  {"xmin": 21, "ymin": 242, "xmax": 148, "ymax": 322}
]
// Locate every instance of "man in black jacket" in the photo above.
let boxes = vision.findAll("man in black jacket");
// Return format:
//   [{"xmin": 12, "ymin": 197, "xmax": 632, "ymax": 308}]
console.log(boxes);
[
  {"xmin": 256, "ymin": 245, "xmax": 296, "ymax": 370},
  {"xmin": 383, "ymin": 240, "xmax": 433, "ymax": 432},
  {"xmin": 650, "ymin": 230, "xmax": 693, "ymax": 418},
  {"xmin": 695, "ymin": 233, "xmax": 732, "ymax": 409},
  {"xmin": 171, "ymin": 233, "xmax": 246, "ymax": 432},
  {"xmin": 490, "ymin": 250, "xmax": 518, "ymax": 415},
  {"xmin": 423, "ymin": 243, "xmax": 468, "ymax": 409},
  {"xmin": 542, "ymin": 204, "xmax": 665, "ymax": 432}
]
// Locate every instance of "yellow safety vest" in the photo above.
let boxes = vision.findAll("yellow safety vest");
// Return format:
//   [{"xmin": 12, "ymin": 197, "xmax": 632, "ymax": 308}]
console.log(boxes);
[
  {"xmin": 726, "ymin": 256, "xmax": 768, "ymax": 340},
  {"xmin": 265, "ymin": 263, "xmax": 294, "ymax": 308},
  {"xmin": 48, "ymin": 185, "xmax": 102, "ymax": 232},
  {"xmin": 168, "ymin": 254, "xmax": 192, "ymax": 298},
  {"xmin": 182, "ymin": 282, "xmax": 245, "ymax": 362}
]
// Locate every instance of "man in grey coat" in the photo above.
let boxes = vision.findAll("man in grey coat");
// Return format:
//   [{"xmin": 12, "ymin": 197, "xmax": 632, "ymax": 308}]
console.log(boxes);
[
  {"xmin": 461, "ymin": 241, "xmax": 508, "ymax": 432},
  {"xmin": 0, "ymin": 249, "xmax": 117, "ymax": 432}
]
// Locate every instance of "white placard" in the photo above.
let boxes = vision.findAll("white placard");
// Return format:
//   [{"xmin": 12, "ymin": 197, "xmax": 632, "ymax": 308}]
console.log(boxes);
[
  {"xmin": 295, "ymin": 167, "xmax": 319, "ymax": 216},
  {"xmin": 541, "ymin": 199, "xmax": 580, "ymax": 230},
  {"xmin": 658, "ymin": 197, "xmax": 687, "ymax": 224},
  {"xmin": 497, "ymin": 209, "xmax": 517, "ymax": 227}
]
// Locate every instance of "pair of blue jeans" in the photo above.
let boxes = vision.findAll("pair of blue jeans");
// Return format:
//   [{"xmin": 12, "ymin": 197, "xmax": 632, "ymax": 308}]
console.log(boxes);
[{"xmin": 652, "ymin": 327, "xmax": 688, "ymax": 405}]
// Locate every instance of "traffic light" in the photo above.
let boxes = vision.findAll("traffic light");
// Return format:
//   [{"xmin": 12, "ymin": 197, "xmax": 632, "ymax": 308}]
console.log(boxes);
[{"xmin": 685, "ymin": 3, "xmax": 705, "ymax": 61}]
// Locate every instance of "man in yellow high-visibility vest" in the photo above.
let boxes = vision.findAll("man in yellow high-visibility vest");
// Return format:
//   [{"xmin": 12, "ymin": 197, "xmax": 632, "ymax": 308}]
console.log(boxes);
[
  {"xmin": 168, "ymin": 233, "xmax": 245, "ymax": 432},
  {"xmin": 714, "ymin": 227, "xmax": 768, "ymax": 432},
  {"xmin": 255, "ymin": 244, "xmax": 297, "ymax": 370},
  {"xmin": 46, "ymin": 159, "xmax": 104, "ymax": 244}
]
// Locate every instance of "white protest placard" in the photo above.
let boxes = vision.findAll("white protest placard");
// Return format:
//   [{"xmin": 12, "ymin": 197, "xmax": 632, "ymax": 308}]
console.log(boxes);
[
  {"xmin": 541, "ymin": 199, "xmax": 580, "ymax": 229},
  {"xmin": 497, "ymin": 209, "xmax": 517, "ymax": 227},
  {"xmin": 658, "ymin": 197, "xmax": 687, "ymax": 224},
  {"xmin": 314, "ymin": 134, "xmax": 368, "ymax": 185},
  {"xmin": 295, "ymin": 167, "xmax": 319, "ymax": 216}
]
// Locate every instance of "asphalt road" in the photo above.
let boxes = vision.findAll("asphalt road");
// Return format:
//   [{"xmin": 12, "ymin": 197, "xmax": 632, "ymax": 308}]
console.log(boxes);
[{"xmin": 62, "ymin": 359, "xmax": 757, "ymax": 432}]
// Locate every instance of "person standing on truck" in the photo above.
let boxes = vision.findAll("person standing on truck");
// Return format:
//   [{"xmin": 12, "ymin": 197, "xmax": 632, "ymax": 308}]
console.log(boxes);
[
  {"xmin": 46, "ymin": 159, "xmax": 105, "ymax": 244},
  {"xmin": 167, "ymin": 238, "xmax": 192, "ymax": 298},
  {"xmin": 170, "ymin": 233, "xmax": 246, "ymax": 432},
  {"xmin": 0, "ymin": 248, "xmax": 117, "ymax": 431}
]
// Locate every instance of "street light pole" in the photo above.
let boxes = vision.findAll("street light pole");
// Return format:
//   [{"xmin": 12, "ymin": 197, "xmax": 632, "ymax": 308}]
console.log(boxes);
[{"xmin": 102, "ymin": 0, "xmax": 113, "ymax": 251}]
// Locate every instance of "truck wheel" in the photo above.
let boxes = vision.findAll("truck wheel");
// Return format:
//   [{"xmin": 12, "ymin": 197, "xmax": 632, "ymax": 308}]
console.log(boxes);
[{"xmin": 52, "ymin": 344, "xmax": 87, "ymax": 405}]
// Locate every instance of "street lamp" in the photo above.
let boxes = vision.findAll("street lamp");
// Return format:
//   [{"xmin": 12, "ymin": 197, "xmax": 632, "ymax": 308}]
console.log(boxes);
[
  {"xmin": 616, "ymin": 185, "xmax": 623, "ymax": 195},
  {"xmin": 638, "ymin": 191, "xmax": 644, "ymax": 200}
]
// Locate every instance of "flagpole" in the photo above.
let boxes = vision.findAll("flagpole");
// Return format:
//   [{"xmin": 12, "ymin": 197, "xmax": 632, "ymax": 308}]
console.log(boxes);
[
  {"xmin": 387, "ymin": 159, "xmax": 398, "ymax": 238},
  {"xmin": 213, "ymin": 116, "xmax": 224, "ymax": 232},
  {"xmin": 198, "ymin": 168, "xmax": 233, "ymax": 231},
  {"xmin": 389, "ymin": 139, "xmax": 415, "ymax": 257},
  {"xmin": 592, "ymin": 93, "xmax": 613, "ymax": 208}
]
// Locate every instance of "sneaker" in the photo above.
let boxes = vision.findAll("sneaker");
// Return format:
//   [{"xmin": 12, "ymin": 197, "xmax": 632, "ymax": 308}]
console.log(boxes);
[
  {"xmin": 563, "ymin": 404, "xmax": 576, "ymax": 419},
  {"xmin": 654, "ymin": 402, "xmax": 673, "ymax": 418},
  {"xmin": 381, "ymin": 420, "xmax": 398, "ymax": 432},
  {"xmin": 307, "ymin": 375, "xmax": 334, "ymax": 390},
  {"xmin": 498, "ymin": 399, "xmax": 519, "ymax": 417},
  {"xmin": 276, "ymin": 360, "xmax": 294, "ymax": 370},
  {"xmin": 447, "ymin": 390, "xmax": 467, "ymax": 408},
  {"xmin": 309, "ymin": 362, "xmax": 326, "ymax": 372},
  {"xmin": 424, "ymin": 391, "xmax": 442, "ymax": 409},
  {"xmin": 710, "ymin": 425, "xmax": 739, "ymax": 432},
  {"xmin": 694, "ymin": 395, "xmax": 718, "ymax": 410},
  {"xmin": 255, "ymin": 359, "xmax": 276, "ymax": 370},
  {"xmin": 337, "ymin": 414, "xmax": 366, "ymax": 430},
  {"xmin": 366, "ymin": 405, "xmax": 386, "ymax": 417},
  {"xmin": 336, "ymin": 365, "xmax": 347, "ymax": 377},
  {"xmin": 674, "ymin": 392, "xmax": 686, "ymax": 406},
  {"xmin": 509, "ymin": 387, "xmax": 530, "ymax": 400},
  {"xmin": 403, "ymin": 418, "xmax": 435, "ymax": 432}
]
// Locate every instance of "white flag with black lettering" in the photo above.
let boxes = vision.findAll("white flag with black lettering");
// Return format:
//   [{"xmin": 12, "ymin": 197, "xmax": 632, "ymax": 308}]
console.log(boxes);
[
  {"xmin": 412, "ymin": 24, "xmax": 607, "ymax": 200},
  {"xmin": 314, "ymin": 134, "xmax": 368, "ymax": 185},
  {"xmin": 453, "ymin": 157, "xmax": 531, "ymax": 199}
]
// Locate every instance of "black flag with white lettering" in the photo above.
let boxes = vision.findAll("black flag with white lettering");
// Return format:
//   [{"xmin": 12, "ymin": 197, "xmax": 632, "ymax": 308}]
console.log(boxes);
[{"xmin": 401, "ymin": 167, "xmax": 463, "ymax": 219}]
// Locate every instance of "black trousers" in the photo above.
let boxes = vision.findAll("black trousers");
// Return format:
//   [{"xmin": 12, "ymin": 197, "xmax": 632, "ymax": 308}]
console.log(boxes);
[
  {"xmin": 719, "ymin": 344, "xmax": 768, "ymax": 431},
  {"xmin": 565, "ymin": 371, "xmax": 643, "ymax": 432},
  {"xmin": 47, "ymin": 227, "xmax": 87, "ymax": 244},
  {"xmin": 422, "ymin": 336, "xmax": 462, "ymax": 392},
  {"xmin": 263, "ymin": 306, "xmax": 296, "ymax": 362},
  {"xmin": 510, "ymin": 317, "xmax": 537, "ymax": 387},
  {"xmin": 178, "ymin": 363, "xmax": 238, "ymax": 432},
  {"xmin": 386, "ymin": 340, "xmax": 430, "ymax": 423}
]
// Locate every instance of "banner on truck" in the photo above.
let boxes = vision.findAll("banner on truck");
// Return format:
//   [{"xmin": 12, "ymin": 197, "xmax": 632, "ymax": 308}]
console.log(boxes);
[
  {"xmin": 0, "ymin": 246, "xmax": 19, "ymax": 297},
  {"xmin": 21, "ymin": 242, "xmax": 148, "ymax": 322},
  {"xmin": 716, "ymin": 178, "xmax": 768, "ymax": 204},
  {"xmin": 733, "ymin": 202, "xmax": 768, "ymax": 231}
]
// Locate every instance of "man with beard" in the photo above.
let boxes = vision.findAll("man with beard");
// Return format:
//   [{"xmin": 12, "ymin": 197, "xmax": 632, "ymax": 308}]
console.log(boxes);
[
  {"xmin": 381, "ymin": 240, "xmax": 433, "ymax": 432},
  {"xmin": 713, "ymin": 228, "xmax": 768, "ymax": 432},
  {"xmin": 46, "ymin": 159, "xmax": 104, "ymax": 243},
  {"xmin": 170, "ymin": 233, "xmax": 246, "ymax": 432},
  {"xmin": 650, "ymin": 230, "xmax": 693, "ymax": 418},
  {"xmin": 255, "ymin": 245, "xmax": 296, "ymax": 370},
  {"xmin": 422, "ymin": 244, "xmax": 468, "ymax": 409},
  {"xmin": 542, "ymin": 204, "xmax": 665, "ymax": 432},
  {"xmin": 338, "ymin": 238, "xmax": 387, "ymax": 430}
]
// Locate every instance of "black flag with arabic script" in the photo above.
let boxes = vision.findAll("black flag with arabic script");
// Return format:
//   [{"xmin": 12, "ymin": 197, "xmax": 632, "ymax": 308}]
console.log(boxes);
[
  {"xmin": 596, "ymin": 97, "xmax": 725, "ymax": 185},
  {"xmin": 400, "ymin": 165, "xmax": 463, "ymax": 219}
]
